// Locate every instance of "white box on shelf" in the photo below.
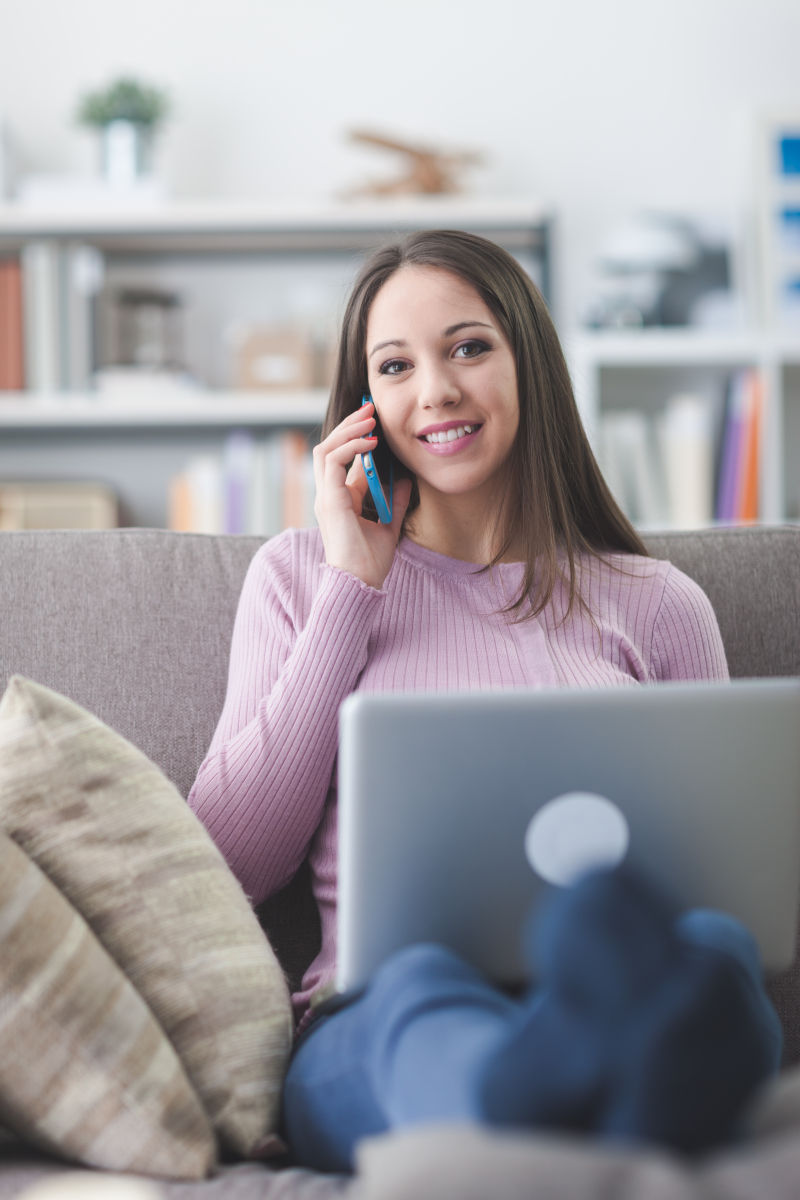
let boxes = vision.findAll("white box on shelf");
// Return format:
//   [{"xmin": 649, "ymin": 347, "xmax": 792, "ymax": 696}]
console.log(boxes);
[{"xmin": 0, "ymin": 482, "xmax": 118, "ymax": 530}]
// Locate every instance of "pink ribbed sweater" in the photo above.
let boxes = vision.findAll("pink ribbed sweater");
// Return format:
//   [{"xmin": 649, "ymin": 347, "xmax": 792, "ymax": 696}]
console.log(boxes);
[{"xmin": 188, "ymin": 529, "xmax": 729, "ymax": 1028}]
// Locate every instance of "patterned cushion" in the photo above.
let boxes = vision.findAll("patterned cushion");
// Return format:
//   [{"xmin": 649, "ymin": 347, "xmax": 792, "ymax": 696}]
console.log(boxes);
[
  {"xmin": 0, "ymin": 829, "xmax": 214, "ymax": 1178},
  {"xmin": 0, "ymin": 676, "xmax": 293, "ymax": 1159}
]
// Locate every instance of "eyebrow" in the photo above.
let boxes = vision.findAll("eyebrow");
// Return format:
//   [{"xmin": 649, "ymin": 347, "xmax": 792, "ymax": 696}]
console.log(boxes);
[{"xmin": 368, "ymin": 321, "xmax": 494, "ymax": 359}]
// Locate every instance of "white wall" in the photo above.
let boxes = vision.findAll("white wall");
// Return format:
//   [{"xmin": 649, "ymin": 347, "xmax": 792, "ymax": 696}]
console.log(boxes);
[{"xmin": 1, "ymin": 0, "xmax": 798, "ymax": 324}]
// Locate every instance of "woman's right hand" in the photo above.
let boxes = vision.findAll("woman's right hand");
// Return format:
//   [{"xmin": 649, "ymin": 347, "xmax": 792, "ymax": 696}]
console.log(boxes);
[{"xmin": 313, "ymin": 402, "xmax": 412, "ymax": 591}]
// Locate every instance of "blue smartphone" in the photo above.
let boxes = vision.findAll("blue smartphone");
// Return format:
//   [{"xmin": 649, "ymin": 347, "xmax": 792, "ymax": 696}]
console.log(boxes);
[{"xmin": 360, "ymin": 395, "xmax": 393, "ymax": 524}]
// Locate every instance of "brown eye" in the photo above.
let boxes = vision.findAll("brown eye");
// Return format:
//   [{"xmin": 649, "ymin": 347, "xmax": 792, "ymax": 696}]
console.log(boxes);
[
  {"xmin": 379, "ymin": 359, "xmax": 410, "ymax": 376},
  {"xmin": 454, "ymin": 340, "xmax": 490, "ymax": 359}
]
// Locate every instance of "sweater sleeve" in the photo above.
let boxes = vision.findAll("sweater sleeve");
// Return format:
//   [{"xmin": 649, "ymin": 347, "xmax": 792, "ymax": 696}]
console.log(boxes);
[
  {"xmin": 649, "ymin": 564, "xmax": 729, "ymax": 682},
  {"xmin": 188, "ymin": 533, "xmax": 386, "ymax": 904}
]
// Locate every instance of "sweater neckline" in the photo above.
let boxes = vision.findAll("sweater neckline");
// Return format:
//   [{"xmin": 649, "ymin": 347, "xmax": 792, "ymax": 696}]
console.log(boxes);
[{"xmin": 396, "ymin": 536, "xmax": 526, "ymax": 581}]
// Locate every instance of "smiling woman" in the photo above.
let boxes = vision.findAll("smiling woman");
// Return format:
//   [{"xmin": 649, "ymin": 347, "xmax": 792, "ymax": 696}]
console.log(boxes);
[{"xmin": 189, "ymin": 229, "xmax": 781, "ymax": 1176}]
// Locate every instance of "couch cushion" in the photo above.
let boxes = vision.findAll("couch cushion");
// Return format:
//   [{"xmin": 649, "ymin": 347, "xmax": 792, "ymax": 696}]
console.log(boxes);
[
  {"xmin": 0, "ymin": 676, "xmax": 293, "ymax": 1159},
  {"xmin": 0, "ymin": 529, "xmax": 263, "ymax": 800},
  {"xmin": 354, "ymin": 1113, "xmax": 800, "ymax": 1200},
  {"xmin": 0, "ymin": 829, "xmax": 214, "ymax": 1179},
  {"xmin": 645, "ymin": 526, "xmax": 800, "ymax": 680}
]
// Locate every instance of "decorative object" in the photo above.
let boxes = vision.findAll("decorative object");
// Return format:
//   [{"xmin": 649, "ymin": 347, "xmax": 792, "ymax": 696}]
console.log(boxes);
[
  {"xmin": 581, "ymin": 214, "xmax": 739, "ymax": 329},
  {"xmin": 76, "ymin": 77, "xmax": 170, "ymax": 189},
  {"xmin": 230, "ymin": 324, "xmax": 317, "ymax": 391},
  {"xmin": 345, "ymin": 129, "xmax": 483, "ymax": 197},
  {"xmin": 111, "ymin": 286, "xmax": 184, "ymax": 371}
]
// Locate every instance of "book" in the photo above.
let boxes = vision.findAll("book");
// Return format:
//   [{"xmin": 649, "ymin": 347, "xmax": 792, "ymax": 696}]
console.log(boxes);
[
  {"xmin": 20, "ymin": 240, "xmax": 61, "ymax": 392},
  {"xmin": 248, "ymin": 435, "xmax": 284, "ymax": 537},
  {"xmin": 222, "ymin": 429, "xmax": 256, "ymax": 535},
  {"xmin": 0, "ymin": 257, "xmax": 25, "ymax": 389},
  {"xmin": 62, "ymin": 243, "xmax": 104, "ymax": 391},
  {"xmin": 658, "ymin": 393, "xmax": 714, "ymax": 529},
  {"xmin": 167, "ymin": 471, "xmax": 194, "ymax": 533},
  {"xmin": 714, "ymin": 370, "xmax": 763, "ymax": 524},
  {"xmin": 737, "ymin": 372, "xmax": 763, "ymax": 523},
  {"xmin": 281, "ymin": 429, "xmax": 313, "ymax": 531},
  {"xmin": 598, "ymin": 410, "xmax": 666, "ymax": 527},
  {"xmin": 168, "ymin": 428, "xmax": 316, "ymax": 535}
]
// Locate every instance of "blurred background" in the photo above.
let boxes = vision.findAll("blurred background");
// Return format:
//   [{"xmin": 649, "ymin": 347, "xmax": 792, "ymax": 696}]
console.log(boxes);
[{"xmin": 0, "ymin": 0, "xmax": 798, "ymax": 533}]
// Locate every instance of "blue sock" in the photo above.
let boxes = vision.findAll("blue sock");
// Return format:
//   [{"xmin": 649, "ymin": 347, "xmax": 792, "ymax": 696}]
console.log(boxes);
[
  {"xmin": 599, "ymin": 909, "xmax": 782, "ymax": 1152},
  {"xmin": 476, "ymin": 866, "xmax": 781, "ymax": 1153}
]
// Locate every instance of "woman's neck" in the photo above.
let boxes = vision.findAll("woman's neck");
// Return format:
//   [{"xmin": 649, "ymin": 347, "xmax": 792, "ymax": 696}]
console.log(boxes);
[{"xmin": 404, "ymin": 499, "xmax": 523, "ymax": 565}]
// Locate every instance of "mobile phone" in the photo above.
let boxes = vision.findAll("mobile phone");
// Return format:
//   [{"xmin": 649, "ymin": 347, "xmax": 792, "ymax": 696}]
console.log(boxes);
[{"xmin": 360, "ymin": 394, "xmax": 393, "ymax": 524}]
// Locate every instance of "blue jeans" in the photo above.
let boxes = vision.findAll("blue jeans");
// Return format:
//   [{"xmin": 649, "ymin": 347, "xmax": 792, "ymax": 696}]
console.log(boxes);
[{"xmin": 282, "ymin": 870, "xmax": 783, "ymax": 1173}]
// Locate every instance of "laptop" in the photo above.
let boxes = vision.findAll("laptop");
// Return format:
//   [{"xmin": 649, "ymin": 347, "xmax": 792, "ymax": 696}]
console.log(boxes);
[{"xmin": 337, "ymin": 678, "xmax": 800, "ymax": 992}]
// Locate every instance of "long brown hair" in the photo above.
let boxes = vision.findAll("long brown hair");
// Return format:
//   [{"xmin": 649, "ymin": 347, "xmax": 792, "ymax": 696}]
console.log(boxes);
[{"xmin": 324, "ymin": 229, "xmax": 647, "ymax": 619}]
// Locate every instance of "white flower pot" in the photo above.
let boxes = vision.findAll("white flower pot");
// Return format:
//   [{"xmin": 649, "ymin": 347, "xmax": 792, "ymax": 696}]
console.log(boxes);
[{"xmin": 101, "ymin": 120, "xmax": 153, "ymax": 188}]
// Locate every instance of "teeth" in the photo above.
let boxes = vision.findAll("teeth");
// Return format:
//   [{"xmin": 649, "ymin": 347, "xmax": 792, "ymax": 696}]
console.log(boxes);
[{"xmin": 424, "ymin": 424, "xmax": 478, "ymax": 444}]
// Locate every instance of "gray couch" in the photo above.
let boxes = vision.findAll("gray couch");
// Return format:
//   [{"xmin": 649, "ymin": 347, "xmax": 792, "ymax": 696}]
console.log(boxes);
[{"xmin": 1, "ymin": 524, "xmax": 799, "ymax": 1199}]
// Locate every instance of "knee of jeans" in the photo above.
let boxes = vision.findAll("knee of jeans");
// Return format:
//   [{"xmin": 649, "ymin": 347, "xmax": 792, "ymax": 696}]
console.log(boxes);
[{"xmin": 371, "ymin": 942, "xmax": 475, "ymax": 994}]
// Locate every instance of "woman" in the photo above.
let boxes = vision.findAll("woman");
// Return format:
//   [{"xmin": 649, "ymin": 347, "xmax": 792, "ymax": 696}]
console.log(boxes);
[{"xmin": 189, "ymin": 230, "xmax": 781, "ymax": 1172}]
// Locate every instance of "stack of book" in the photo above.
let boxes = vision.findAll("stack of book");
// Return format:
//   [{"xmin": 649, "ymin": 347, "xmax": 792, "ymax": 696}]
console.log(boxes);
[
  {"xmin": 598, "ymin": 368, "xmax": 763, "ymax": 529},
  {"xmin": 0, "ymin": 242, "xmax": 104, "ymax": 393},
  {"xmin": 0, "ymin": 481, "xmax": 118, "ymax": 530},
  {"xmin": 714, "ymin": 370, "xmax": 763, "ymax": 524},
  {"xmin": 168, "ymin": 428, "xmax": 316, "ymax": 536}
]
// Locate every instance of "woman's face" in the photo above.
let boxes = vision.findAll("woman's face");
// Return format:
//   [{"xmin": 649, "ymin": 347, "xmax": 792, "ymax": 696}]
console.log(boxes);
[{"xmin": 364, "ymin": 265, "xmax": 520, "ymax": 515}]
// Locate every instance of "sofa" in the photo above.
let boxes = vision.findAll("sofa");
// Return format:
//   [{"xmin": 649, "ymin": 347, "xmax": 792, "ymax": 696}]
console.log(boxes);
[{"xmin": 0, "ymin": 523, "xmax": 799, "ymax": 1200}]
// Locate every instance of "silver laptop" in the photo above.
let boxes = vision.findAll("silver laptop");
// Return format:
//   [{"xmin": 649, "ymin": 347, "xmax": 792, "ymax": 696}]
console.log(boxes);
[{"xmin": 337, "ymin": 679, "xmax": 800, "ymax": 992}]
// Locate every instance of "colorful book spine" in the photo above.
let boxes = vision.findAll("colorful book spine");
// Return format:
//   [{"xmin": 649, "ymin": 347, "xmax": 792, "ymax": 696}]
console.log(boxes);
[
  {"xmin": 737, "ymin": 372, "xmax": 763, "ymax": 524},
  {"xmin": 168, "ymin": 428, "xmax": 316, "ymax": 535},
  {"xmin": 713, "ymin": 370, "xmax": 764, "ymax": 525},
  {"xmin": 0, "ymin": 256, "xmax": 25, "ymax": 390},
  {"xmin": 281, "ymin": 430, "xmax": 312, "ymax": 531},
  {"xmin": 715, "ymin": 372, "xmax": 749, "ymax": 523}
]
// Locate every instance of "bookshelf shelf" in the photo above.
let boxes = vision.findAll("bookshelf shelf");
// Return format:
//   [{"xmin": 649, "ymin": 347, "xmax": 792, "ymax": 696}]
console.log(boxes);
[
  {"xmin": 566, "ymin": 330, "xmax": 769, "ymax": 368},
  {"xmin": 0, "ymin": 197, "xmax": 551, "ymax": 258},
  {"xmin": 0, "ymin": 389, "xmax": 328, "ymax": 428}
]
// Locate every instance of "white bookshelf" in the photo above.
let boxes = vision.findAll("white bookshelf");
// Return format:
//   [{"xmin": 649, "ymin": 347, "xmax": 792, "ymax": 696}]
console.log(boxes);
[{"xmin": 0, "ymin": 198, "xmax": 551, "ymax": 529}]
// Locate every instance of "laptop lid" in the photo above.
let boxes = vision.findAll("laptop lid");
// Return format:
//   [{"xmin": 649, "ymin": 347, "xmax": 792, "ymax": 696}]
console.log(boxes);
[{"xmin": 337, "ymin": 679, "xmax": 800, "ymax": 992}]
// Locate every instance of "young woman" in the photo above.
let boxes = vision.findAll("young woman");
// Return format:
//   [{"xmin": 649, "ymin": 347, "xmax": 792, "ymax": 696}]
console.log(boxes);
[{"xmin": 189, "ymin": 230, "xmax": 781, "ymax": 1172}]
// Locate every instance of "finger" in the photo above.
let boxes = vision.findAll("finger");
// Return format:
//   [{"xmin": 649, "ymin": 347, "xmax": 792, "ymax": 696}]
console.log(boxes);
[
  {"xmin": 345, "ymin": 453, "xmax": 366, "ymax": 486},
  {"xmin": 390, "ymin": 476, "xmax": 414, "ymax": 535},
  {"xmin": 317, "ymin": 421, "xmax": 377, "ymax": 469},
  {"xmin": 313, "ymin": 430, "xmax": 376, "ymax": 495},
  {"xmin": 335, "ymin": 404, "xmax": 376, "ymax": 439},
  {"xmin": 344, "ymin": 455, "xmax": 368, "ymax": 516}
]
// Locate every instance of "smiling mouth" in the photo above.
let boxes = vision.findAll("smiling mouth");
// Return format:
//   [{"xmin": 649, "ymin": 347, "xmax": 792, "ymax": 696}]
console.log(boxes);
[{"xmin": 421, "ymin": 423, "xmax": 482, "ymax": 444}]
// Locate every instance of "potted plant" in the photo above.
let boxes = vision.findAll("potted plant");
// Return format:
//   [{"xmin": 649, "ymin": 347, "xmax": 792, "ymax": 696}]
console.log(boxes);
[{"xmin": 76, "ymin": 76, "xmax": 170, "ymax": 187}]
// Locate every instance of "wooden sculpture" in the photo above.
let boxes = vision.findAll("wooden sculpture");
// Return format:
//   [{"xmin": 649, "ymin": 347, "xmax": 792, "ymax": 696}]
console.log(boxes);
[{"xmin": 345, "ymin": 129, "xmax": 483, "ymax": 197}]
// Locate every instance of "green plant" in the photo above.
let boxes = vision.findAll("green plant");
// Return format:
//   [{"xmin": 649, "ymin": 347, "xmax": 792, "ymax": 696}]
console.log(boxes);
[{"xmin": 76, "ymin": 77, "xmax": 170, "ymax": 128}]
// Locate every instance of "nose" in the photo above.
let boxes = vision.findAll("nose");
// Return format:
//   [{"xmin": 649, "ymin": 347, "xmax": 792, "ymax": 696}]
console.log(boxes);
[{"xmin": 416, "ymin": 360, "xmax": 460, "ymax": 410}]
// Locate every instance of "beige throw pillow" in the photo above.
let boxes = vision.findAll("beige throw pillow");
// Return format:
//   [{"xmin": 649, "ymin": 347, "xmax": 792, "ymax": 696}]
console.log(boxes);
[
  {"xmin": 0, "ymin": 676, "xmax": 293, "ymax": 1158},
  {"xmin": 0, "ymin": 829, "xmax": 215, "ymax": 1178}
]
